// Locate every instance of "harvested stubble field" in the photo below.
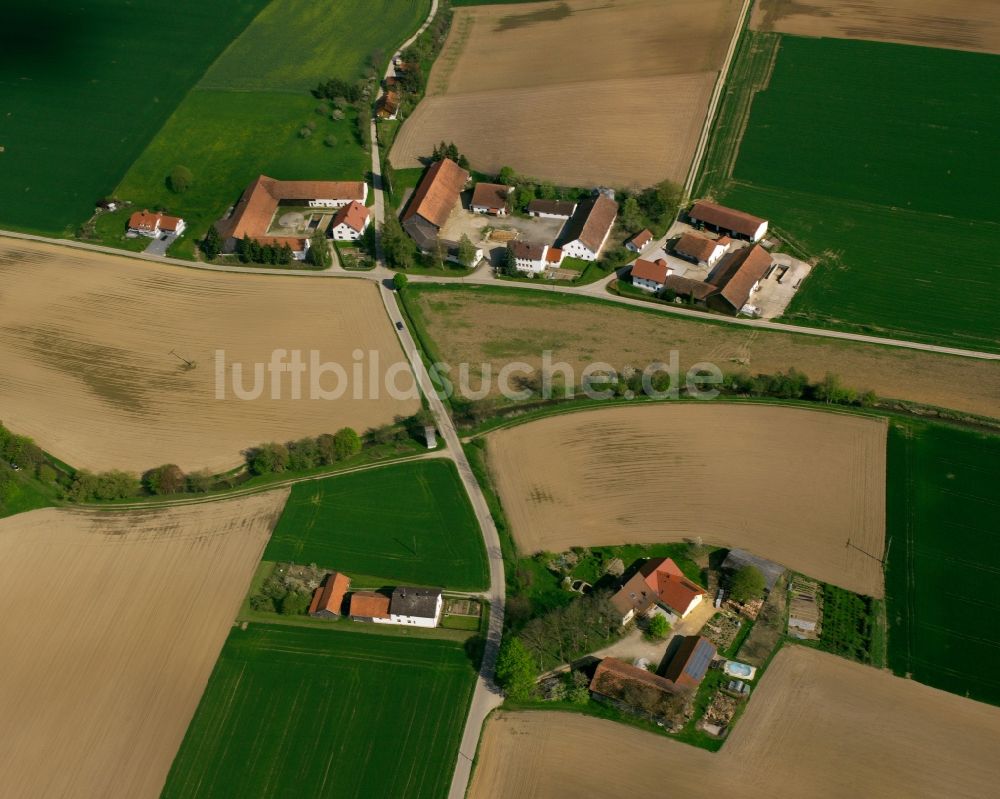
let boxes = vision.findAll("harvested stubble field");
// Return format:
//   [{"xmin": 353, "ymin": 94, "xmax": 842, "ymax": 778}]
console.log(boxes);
[
  {"xmin": 408, "ymin": 286, "xmax": 1000, "ymax": 419},
  {"xmin": 0, "ymin": 240, "xmax": 419, "ymax": 473},
  {"xmin": 752, "ymin": 0, "xmax": 1000, "ymax": 54},
  {"xmin": 390, "ymin": 0, "xmax": 742, "ymax": 187},
  {"xmin": 0, "ymin": 491, "xmax": 287, "ymax": 799},
  {"xmin": 469, "ymin": 646, "xmax": 1000, "ymax": 799},
  {"xmin": 487, "ymin": 404, "xmax": 887, "ymax": 597}
]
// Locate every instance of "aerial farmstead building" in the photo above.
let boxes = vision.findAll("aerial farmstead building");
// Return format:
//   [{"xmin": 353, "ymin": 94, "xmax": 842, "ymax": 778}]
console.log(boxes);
[
  {"xmin": 470, "ymin": 182, "xmax": 513, "ymax": 215},
  {"xmin": 708, "ymin": 244, "xmax": 773, "ymax": 313},
  {"xmin": 308, "ymin": 572, "xmax": 351, "ymax": 618},
  {"xmin": 349, "ymin": 590, "xmax": 391, "ymax": 623},
  {"xmin": 630, "ymin": 257, "xmax": 673, "ymax": 292},
  {"xmin": 330, "ymin": 200, "xmax": 371, "ymax": 241},
  {"xmin": 560, "ymin": 195, "xmax": 618, "ymax": 261},
  {"xmin": 688, "ymin": 200, "xmax": 768, "ymax": 242},
  {"xmin": 388, "ymin": 587, "xmax": 443, "ymax": 627},
  {"xmin": 127, "ymin": 210, "xmax": 186, "ymax": 238},
  {"xmin": 401, "ymin": 157, "xmax": 470, "ymax": 251},
  {"xmin": 611, "ymin": 557, "xmax": 707, "ymax": 625},
  {"xmin": 508, "ymin": 240, "xmax": 550, "ymax": 274},
  {"xmin": 625, "ymin": 228, "xmax": 654, "ymax": 253},
  {"xmin": 217, "ymin": 174, "xmax": 367, "ymax": 255},
  {"xmin": 659, "ymin": 274, "xmax": 718, "ymax": 305},
  {"xmin": 674, "ymin": 232, "xmax": 729, "ymax": 267},
  {"xmin": 527, "ymin": 198, "xmax": 577, "ymax": 219},
  {"xmin": 661, "ymin": 635, "xmax": 717, "ymax": 689}
]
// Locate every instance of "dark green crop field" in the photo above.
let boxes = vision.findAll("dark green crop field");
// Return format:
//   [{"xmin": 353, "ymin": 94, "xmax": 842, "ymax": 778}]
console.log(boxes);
[
  {"xmin": 0, "ymin": 0, "xmax": 268, "ymax": 235},
  {"xmin": 701, "ymin": 34, "xmax": 1000, "ymax": 352},
  {"xmin": 161, "ymin": 624, "xmax": 475, "ymax": 799},
  {"xmin": 885, "ymin": 421, "xmax": 1000, "ymax": 705},
  {"xmin": 266, "ymin": 459, "xmax": 488, "ymax": 590}
]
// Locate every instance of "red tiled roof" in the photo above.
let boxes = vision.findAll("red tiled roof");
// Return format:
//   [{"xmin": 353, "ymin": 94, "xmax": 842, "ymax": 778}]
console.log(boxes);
[
  {"xmin": 628, "ymin": 228, "xmax": 653, "ymax": 248},
  {"xmin": 675, "ymin": 232, "xmax": 722, "ymax": 263},
  {"xmin": 471, "ymin": 182, "xmax": 511, "ymax": 211},
  {"xmin": 402, "ymin": 158, "xmax": 469, "ymax": 229},
  {"xmin": 128, "ymin": 210, "xmax": 160, "ymax": 232},
  {"xmin": 641, "ymin": 558, "xmax": 706, "ymax": 615},
  {"xmin": 689, "ymin": 201, "xmax": 766, "ymax": 238},
  {"xmin": 709, "ymin": 244, "xmax": 772, "ymax": 310},
  {"xmin": 332, "ymin": 200, "xmax": 370, "ymax": 233},
  {"xmin": 314, "ymin": 572, "xmax": 351, "ymax": 615},
  {"xmin": 631, "ymin": 257, "xmax": 669, "ymax": 283},
  {"xmin": 545, "ymin": 246, "xmax": 562, "ymax": 263},
  {"xmin": 157, "ymin": 214, "xmax": 183, "ymax": 232},
  {"xmin": 349, "ymin": 591, "xmax": 390, "ymax": 619}
]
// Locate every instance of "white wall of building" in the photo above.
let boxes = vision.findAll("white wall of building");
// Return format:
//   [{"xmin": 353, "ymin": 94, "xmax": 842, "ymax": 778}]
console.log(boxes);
[{"xmin": 633, "ymin": 276, "xmax": 663, "ymax": 292}]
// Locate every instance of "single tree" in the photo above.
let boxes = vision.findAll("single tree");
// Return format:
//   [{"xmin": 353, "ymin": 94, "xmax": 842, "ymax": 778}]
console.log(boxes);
[
  {"xmin": 730, "ymin": 565, "xmax": 766, "ymax": 602},
  {"xmin": 323, "ymin": 134, "xmax": 337, "ymax": 148},
  {"xmin": 621, "ymin": 196, "xmax": 642, "ymax": 231},
  {"xmin": 142, "ymin": 464, "xmax": 186, "ymax": 495},
  {"xmin": 393, "ymin": 272, "xmax": 409, "ymax": 291},
  {"xmin": 456, "ymin": 235, "xmax": 477, "ymax": 268},
  {"xmin": 248, "ymin": 443, "xmax": 290, "ymax": 475},
  {"xmin": 306, "ymin": 232, "xmax": 332, "ymax": 267},
  {"xmin": 332, "ymin": 427, "xmax": 362, "ymax": 460},
  {"xmin": 497, "ymin": 165, "xmax": 517, "ymax": 186},
  {"xmin": 168, "ymin": 165, "xmax": 193, "ymax": 193},
  {"xmin": 200, "ymin": 225, "xmax": 222, "ymax": 260},
  {"xmin": 495, "ymin": 638, "xmax": 536, "ymax": 701},
  {"xmin": 644, "ymin": 613, "xmax": 671, "ymax": 641}
]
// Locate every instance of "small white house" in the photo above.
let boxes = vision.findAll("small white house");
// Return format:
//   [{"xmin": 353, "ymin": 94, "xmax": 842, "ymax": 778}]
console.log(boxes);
[
  {"xmin": 625, "ymin": 228, "xmax": 653, "ymax": 253},
  {"xmin": 508, "ymin": 240, "xmax": 549, "ymax": 274},
  {"xmin": 630, "ymin": 257, "xmax": 672, "ymax": 292},
  {"xmin": 675, "ymin": 232, "xmax": 728, "ymax": 267},
  {"xmin": 387, "ymin": 587, "xmax": 443, "ymax": 628},
  {"xmin": 561, "ymin": 195, "xmax": 617, "ymax": 261},
  {"xmin": 470, "ymin": 182, "xmax": 512, "ymax": 216},
  {"xmin": 127, "ymin": 210, "xmax": 186, "ymax": 238},
  {"xmin": 330, "ymin": 200, "xmax": 371, "ymax": 241}
]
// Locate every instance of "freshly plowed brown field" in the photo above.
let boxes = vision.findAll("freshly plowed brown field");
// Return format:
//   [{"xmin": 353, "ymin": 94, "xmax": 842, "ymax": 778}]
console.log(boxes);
[
  {"xmin": 0, "ymin": 239, "xmax": 419, "ymax": 472},
  {"xmin": 752, "ymin": 0, "xmax": 1000, "ymax": 55},
  {"xmin": 487, "ymin": 404, "xmax": 887, "ymax": 596},
  {"xmin": 391, "ymin": 0, "xmax": 742, "ymax": 187},
  {"xmin": 0, "ymin": 491, "xmax": 287, "ymax": 799},
  {"xmin": 469, "ymin": 647, "xmax": 1000, "ymax": 799},
  {"xmin": 410, "ymin": 287, "xmax": 1000, "ymax": 419}
]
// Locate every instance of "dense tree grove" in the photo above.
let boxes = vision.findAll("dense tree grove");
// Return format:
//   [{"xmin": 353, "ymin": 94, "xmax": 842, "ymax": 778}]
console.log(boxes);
[
  {"xmin": 237, "ymin": 235, "xmax": 294, "ymax": 265},
  {"xmin": 517, "ymin": 591, "xmax": 623, "ymax": 671},
  {"xmin": 496, "ymin": 638, "xmax": 537, "ymax": 700}
]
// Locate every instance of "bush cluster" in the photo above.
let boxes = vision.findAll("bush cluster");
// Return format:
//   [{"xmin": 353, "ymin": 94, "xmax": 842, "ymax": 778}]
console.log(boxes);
[{"xmin": 245, "ymin": 427, "xmax": 362, "ymax": 476}]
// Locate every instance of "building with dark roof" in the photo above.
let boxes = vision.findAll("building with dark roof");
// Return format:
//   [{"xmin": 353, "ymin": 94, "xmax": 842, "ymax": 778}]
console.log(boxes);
[
  {"xmin": 659, "ymin": 274, "xmax": 718, "ymax": 305},
  {"xmin": 589, "ymin": 658, "xmax": 688, "ymax": 729},
  {"xmin": 388, "ymin": 587, "xmax": 443, "ymax": 628},
  {"xmin": 508, "ymin": 239, "xmax": 550, "ymax": 273},
  {"xmin": 470, "ymin": 182, "xmax": 512, "ymax": 215},
  {"xmin": 527, "ymin": 198, "xmax": 577, "ymax": 219},
  {"xmin": 721, "ymin": 549, "xmax": 785, "ymax": 592},
  {"xmin": 661, "ymin": 636, "xmax": 716, "ymax": 689},
  {"xmin": 689, "ymin": 200, "xmax": 768, "ymax": 241},
  {"xmin": 559, "ymin": 195, "xmax": 618, "ymax": 261},
  {"xmin": 401, "ymin": 158, "xmax": 469, "ymax": 251}
]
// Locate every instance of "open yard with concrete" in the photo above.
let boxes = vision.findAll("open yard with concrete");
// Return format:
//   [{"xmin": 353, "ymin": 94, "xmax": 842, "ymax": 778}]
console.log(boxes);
[
  {"xmin": 406, "ymin": 285, "xmax": 1000, "ymax": 419},
  {"xmin": 391, "ymin": 0, "xmax": 743, "ymax": 187},
  {"xmin": 0, "ymin": 239, "xmax": 419, "ymax": 473},
  {"xmin": 469, "ymin": 646, "xmax": 1000, "ymax": 798},
  {"xmin": 751, "ymin": 0, "xmax": 1000, "ymax": 54},
  {"xmin": 0, "ymin": 491, "xmax": 287, "ymax": 799},
  {"xmin": 487, "ymin": 404, "xmax": 887, "ymax": 596}
]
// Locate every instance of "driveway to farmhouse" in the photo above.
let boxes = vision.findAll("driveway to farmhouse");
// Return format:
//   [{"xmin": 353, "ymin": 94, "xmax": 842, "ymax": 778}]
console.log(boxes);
[{"xmin": 591, "ymin": 600, "xmax": 718, "ymax": 668}]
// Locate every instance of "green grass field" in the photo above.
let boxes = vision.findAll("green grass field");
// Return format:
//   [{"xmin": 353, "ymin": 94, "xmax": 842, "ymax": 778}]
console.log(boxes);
[
  {"xmin": 700, "ymin": 34, "xmax": 1000, "ymax": 352},
  {"xmin": 161, "ymin": 624, "xmax": 475, "ymax": 799},
  {"xmin": 0, "ymin": 0, "xmax": 268, "ymax": 235},
  {"xmin": 112, "ymin": 0, "xmax": 429, "ymax": 257},
  {"xmin": 265, "ymin": 459, "xmax": 488, "ymax": 590},
  {"xmin": 885, "ymin": 421, "xmax": 1000, "ymax": 705}
]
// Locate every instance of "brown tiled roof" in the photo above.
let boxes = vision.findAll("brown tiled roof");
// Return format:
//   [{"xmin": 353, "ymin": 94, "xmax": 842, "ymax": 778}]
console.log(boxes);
[
  {"xmin": 221, "ymin": 175, "xmax": 365, "ymax": 241},
  {"xmin": 509, "ymin": 240, "xmax": 547, "ymax": 261},
  {"xmin": 377, "ymin": 91, "xmax": 400, "ymax": 117},
  {"xmin": 590, "ymin": 657, "xmax": 678, "ymax": 698},
  {"xmin": 709, "ymin": 244, "xmax": 772, "ymax": 310},
  {"xmin": 314, "ymin": 572, "xmax": 351, "ymax": 615},
  {"xmin": 349, "ymin": 591, "xmax": 390, "ymax": 619},
  {"xmin": 630, "ymin": 257, "xmax": 669, "ymax": 283},
  {"xmin": 661, "ymin": 636, "xmax": 716, "ymax": 688},
  {"xmin": 471, "ymin": 182, "xmax": 511, "ymax": 211},
  {"xmin": 675, "ymin": 232, "xmax": 722, "ymax": 263},
  {"xmin": 128, "ymin": 210, "xmax": 160, "ymax": 232},
  {"xmin": 611, "ymin": 570, "xmax": 658, "ymax": 618},
  {"xmin": 562, "ymin": 195, "xmax": 618, "ymax": 253},
  {"xmin": 332, "ymin": 200, "xmax": 370, "ymax": 233},
  {"xmin": 661, "ymin": 274, "xmax": 717, "ymax": 301},
  {"xmin": 402, "ymin": 158, "xmax": 469, "ymax": 229},
  {"xmin": 527, "ymin": 198, "xmax": 577, "ymax": 216},
  {"xmin": 628, "ymin": 228, "xmax": 653, "ymax": 249},
  {"xmin": 689, "ymin": 200, "xmax": 765, "ymax": 238}
]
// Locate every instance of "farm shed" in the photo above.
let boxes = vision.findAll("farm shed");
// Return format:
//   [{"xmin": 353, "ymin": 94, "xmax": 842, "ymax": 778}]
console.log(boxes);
[
  {"xmin": 349, "ymin": 591, "xmax": 391, "ymax": 623},
  {"xmin": 527, "ymin": 199, "xmax": 577, "ymax": 219},
  {"xmin": 722, "ymin": 549, "xmax": 785, "ymax": 592},
  {"xmin": 309, "ymin": 571, "xmax": 352, "ymax": 617},
  {"xmin": 674, "ymin": 232, "xmax": 728, "ymax": 267},
  {"xmin": 659, "ymin": 274, "xmax": 718, "ymax": 305},
  {"xmin": 470, "ymin": 182, "xmax": 512, "ymax": 215},
  {"xmin": 402, "ymin": 157, "xmax": 470, "ymax": 250},
  {"xmin": 708, "ymin": 245, "xmax": 773, "ymax": 313},
  {"xmin": 559, "ymin": 195, "xmax": 618, "ymax": 261},
  {"xmin": 625, "ymin": 228, "xmax": 654, "ymax": 253},
  {"xmin": 689, "ymin": 200, "xmax": 768, "ymax": 242},
  {"xmin": 662, "ymin": 635, "xmax": 717, "ymax": 689}
]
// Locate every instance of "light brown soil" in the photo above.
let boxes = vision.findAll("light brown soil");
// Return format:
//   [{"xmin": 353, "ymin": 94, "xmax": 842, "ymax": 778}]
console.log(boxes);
[
  {"xmin": 390, "ymin": 0, "xmax": 743, "ymax": 187},
  {"xmin": 0, "ymin": 491, "xmax": 288, "ymax": 799},
  {"xmin": 470, "ymin": 647, "xmax": 1000, "ymax": 798},
  {"xmin": 0, "ymin": 239, "xmax": 419, "ymax": 473},
  {"xmin": 751, "ymin": 0, "xmax": 1000, "ymax": 55},
  {"xmin": 412, "ymin": 287, "xmax": 1000, "ymax": 419},
  {"xmin": 487, "ymin": 404, "xmax": 887, "ymax": 597}
]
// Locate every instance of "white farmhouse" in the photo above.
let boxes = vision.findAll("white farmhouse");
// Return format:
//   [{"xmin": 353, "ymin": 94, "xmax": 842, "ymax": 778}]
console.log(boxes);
[
  {"xmin": 330, "ymin": 200, "xmax": 371, "ymax": 241},
  {"xmin": 625, "ymin": 228, "xmax": 653, "ymax": 253},
  {"xmin": 387, "ymin": 587, "xmax": 443, "ymax": 628},
  {"xmin": 508, "ymin": 240, "xmax": 550, "ymax": 274},
  {"xmin": 127, "ymin": 209, "xmax": 186, "ymax": 238},
  {"xmin": 560, "ymin": 195, "xmax": 618, "ymax": 261},
  {"xmin": 630, "ymin": 257, "xmax": 672, "ymax": 292}
]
